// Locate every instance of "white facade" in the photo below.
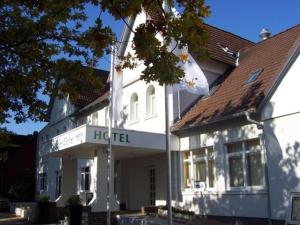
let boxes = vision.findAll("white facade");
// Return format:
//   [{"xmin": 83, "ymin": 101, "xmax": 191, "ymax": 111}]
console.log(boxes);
[{"xmin": 37, "ymin": 12, "xmax": 300, "ymax": 224}]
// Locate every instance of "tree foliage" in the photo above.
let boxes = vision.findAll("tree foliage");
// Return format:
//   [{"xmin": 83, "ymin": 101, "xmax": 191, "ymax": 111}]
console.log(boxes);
[{"xmin": 0, "ymin": 0, "xmax": 210, "ymax": 124}]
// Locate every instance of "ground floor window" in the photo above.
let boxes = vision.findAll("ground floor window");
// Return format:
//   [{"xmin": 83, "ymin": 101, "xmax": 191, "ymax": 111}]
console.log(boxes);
[
  {"xmin": 39, "ymin": 172, "xmax": 47, "ymax": 191},
  {"xmin": 226, "ymin": 138, "xmax": 264, "ymax": 188},
  {"xmin": 183, "ymin": 147, "xmax": 215, "ymax": 189},
  {"xmin": 55, "ymin": 170, "xmax": 61, "ymax": 198},
  {"xmin": 80, "ymin": 167, "xmax": 90, "ymax": 191},
  {"xmin": 149, "ymin": 167, "xmax": 156, "ymax": 205}
]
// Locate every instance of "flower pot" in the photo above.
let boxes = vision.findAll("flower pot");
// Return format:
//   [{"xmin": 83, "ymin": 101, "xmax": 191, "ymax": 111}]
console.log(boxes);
[{"xmin": 67, "ymin": 205, "xmax": 82, "ymax": 225}]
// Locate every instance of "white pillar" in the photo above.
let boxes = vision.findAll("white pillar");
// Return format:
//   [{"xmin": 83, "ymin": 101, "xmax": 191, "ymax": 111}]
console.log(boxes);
[
  {"xmin": 91, "ymin": 149, "xmax": 119, "ymax": 212},
  {"xmin": 56, "ymin": 157, "xmax": 77, "ymax": 207}
]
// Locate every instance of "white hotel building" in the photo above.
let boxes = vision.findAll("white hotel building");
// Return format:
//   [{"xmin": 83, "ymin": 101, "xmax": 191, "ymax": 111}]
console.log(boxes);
[{"xmin": 37, "ymin": 12, "xmax": 300, "ymax": 225}]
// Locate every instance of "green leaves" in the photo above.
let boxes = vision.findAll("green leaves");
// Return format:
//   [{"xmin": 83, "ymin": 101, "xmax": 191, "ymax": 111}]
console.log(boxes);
[{"xmin": 0, "ymin": 0, "xmax": 210, "ymax": 124}]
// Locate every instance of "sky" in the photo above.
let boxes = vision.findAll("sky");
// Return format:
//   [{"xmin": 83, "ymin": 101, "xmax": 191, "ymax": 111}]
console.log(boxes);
[{"xmin": 2, "ymin": 0, "xmax": 300, "ymax": 135}]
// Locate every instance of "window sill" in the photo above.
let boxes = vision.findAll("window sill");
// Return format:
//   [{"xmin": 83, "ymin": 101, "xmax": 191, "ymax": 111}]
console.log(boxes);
[
  {"xmin": 129, "ymin": 119, "xmax": 140, "ymax": 125},
  {"xmin": 144, "ymin": 114, "xmax": 158, "ymax": 120},
  {"xmin": 182, "ymin": 188, "xmax": 217, "ymax": 195},
  {"xmin": 225, "ymin": 187, "xmax": 267, "ymax": 194}
]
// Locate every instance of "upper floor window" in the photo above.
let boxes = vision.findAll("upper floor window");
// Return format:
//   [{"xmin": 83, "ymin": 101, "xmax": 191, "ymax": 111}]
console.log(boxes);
[
  {"xmin": 39, "ymin": 172, "xmax": 47, "ymax": 191},
  {"xmin": 146, "ymin": 85, "xmax": 156, "ymax": 117},
  {"xmin": 91, "ymin": 112, "xmax": 98, "ymax": 125},
  {"xmin": 226, "ymin": 138, "xmax": 264, "ymax": 189},
  {"xmin": 183, "ymin": 147, "xmax": 215, "ymax": 189},
  {"xmin": 130, "ymin": 93, "xmax": 139, "ymax": 122}
]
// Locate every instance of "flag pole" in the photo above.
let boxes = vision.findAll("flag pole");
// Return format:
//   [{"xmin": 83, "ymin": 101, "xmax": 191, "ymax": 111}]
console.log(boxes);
[
  {"xmin": 164, "ymin": 84, "xmax": 173, "ymax": 225},
  {"xmin": 107, "ymin": 43, "xmax": 116, "ymax": 225}
]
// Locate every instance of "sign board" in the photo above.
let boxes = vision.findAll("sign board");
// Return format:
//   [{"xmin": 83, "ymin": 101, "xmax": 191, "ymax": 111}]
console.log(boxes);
[{"xmin": 47, "ymin": 125, "xmax": 169, "ymax": 154}]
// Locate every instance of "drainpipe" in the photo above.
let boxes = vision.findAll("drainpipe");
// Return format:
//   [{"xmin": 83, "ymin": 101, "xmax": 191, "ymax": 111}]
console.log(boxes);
[{"xmin": 244, "ymin": 112, "xmax": 272, "ymax": 225}]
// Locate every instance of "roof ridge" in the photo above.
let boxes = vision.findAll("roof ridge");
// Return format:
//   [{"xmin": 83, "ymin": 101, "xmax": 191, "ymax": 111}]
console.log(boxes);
[
  {"xmin": 253, "ymin": 23, "xmax": 300, "ymax": 45},
  {"xmin": 204, "ymin": 23, "xmax": 254, "ymax": 44},
  {"xmin": 238, "ymin": 23, "xmax": 300, "ymax": 55}
]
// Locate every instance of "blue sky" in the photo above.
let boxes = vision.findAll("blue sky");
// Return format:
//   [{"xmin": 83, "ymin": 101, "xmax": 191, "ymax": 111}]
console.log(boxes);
[{"xmin": 2, "ymin": 0, "xmax": 300, "ymax": 135}]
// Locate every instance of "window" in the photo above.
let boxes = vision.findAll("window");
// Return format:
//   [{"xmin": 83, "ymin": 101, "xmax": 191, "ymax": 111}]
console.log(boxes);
[
  {"xmin": 227, "ymin": 139, "xmax": 264, "ymax": 188},
  {"xmin": 146, "ymin": 85, "xmax": 156, "ymax": 116},
  {"xmin": 91, "ymin": 112, "xmax": 98, "ymax": 125},
  {"xmin": 0, "ymin": 151, "xmax": 8, "ymax": 162},
  {"xmin": 150, "ymin": 167, "xmax": 156, "ymax": 205},
  {"xmin": 80, "ymin": 167, "xmax": 90, "ymax": 191},
  {"xmin": 183, "ymin": 147, "xmax": 215, "ymax": 189},
  {"xmin": 55, "ymin": 170, "xmax": 62, "ymax": 198},
  {"xmin": 130, "ymin": 93, "xmax": 139, "ymax": 122},
  {"xmin": 245, "ymin": 68, "xmax": 264, "ymax": 84},
  {"xmin": 39, "ymin": 173, "xmax": 47, "ymax": 191}
]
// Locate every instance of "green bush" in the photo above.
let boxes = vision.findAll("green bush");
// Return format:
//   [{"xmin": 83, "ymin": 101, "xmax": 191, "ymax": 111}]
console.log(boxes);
[
  {"xmin": 36, "ymin": 195, "xmax": 49, "ymax": 202},
  {"xmin": 66, "ymin": 195, "xmax": 81, "ymax": 206}
]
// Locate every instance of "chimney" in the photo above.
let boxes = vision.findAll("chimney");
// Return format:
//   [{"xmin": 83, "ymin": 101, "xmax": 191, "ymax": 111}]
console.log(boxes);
[{"xmin": 259, "ymin": 28, "xmax": 271, "ymax": 40}]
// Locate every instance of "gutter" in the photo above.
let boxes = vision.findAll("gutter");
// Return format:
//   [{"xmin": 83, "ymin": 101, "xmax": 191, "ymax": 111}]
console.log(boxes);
[
  {"xmin": 172, "ymin": 110, "xmax": 255, "ymax": 136},
  {"xmin": 244, "ymin": 112, "xmax": 272, "ymax": 225}
]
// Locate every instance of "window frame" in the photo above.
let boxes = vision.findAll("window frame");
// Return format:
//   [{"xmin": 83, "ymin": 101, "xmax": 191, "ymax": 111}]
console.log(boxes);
[
  {"xmin": 39, "ymin": 172, "xmax": 47, "ymax": 191},
  {"xmin": 226, "ymin": 138, "xmax": 265, "ymax": 191},
  {"xmin": 130, "ymin": 93, "xmax": 139, "ymax": 123},
  {"xmin": 80, "ymin": 167, "xmax": 90, "ymax": 192},
  {"xmin": 183, "ymin": 146, "xmax": 215, "ymax": 191},
  {"xmin": 55, "ymin": 170, "xmax": 62, "ymax": 199},
  {"xmin": 146, "ymin": 85, "xmax": 156, "ymax": 118}
]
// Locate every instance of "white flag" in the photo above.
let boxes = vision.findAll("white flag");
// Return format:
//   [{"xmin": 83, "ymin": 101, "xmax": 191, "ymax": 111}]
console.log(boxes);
[
  {"xmin": 171, "ymin": 42, "xmax": 209, "ymax": 96},
  {"xmin": 112, "ymin": 59, "xmax": 123, "ymax": 121}
]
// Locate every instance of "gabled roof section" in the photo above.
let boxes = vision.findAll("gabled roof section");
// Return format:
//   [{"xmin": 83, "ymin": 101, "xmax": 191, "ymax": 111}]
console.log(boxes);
[
  {"xmin": 204, "ymin": 24, "xmax": 254, "ymax": 65},
  {"xmin": 173, "ymin": 24, "xmax": 300, "ymax": 132},
  {"xmin": 71, "ymin": 68, "xmax": 109, "ymax": 108}
]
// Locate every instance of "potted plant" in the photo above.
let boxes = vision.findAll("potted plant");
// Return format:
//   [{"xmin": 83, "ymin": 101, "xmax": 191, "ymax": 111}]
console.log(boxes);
[{"xmin": 66, "ymin": 195, "xmax": 82, "ymax": 225}]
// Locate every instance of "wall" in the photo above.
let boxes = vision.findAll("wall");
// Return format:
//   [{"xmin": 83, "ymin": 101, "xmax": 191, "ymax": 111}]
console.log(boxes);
[
  {"xmin": 178, "ymin": 123, "xmax": 269, "ymax": 218},
  {"xmin": 262, "ymin": 54, "xmax": 300, "ymax": 220}
]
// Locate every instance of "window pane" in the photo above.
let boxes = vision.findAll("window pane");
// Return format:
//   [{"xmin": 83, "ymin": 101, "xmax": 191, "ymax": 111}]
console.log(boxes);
[
  {"xmin": 192, "ymin": 149, "xmax": 205, "ymax": 158},
  {"xmin": 151, "ymin": 95, "xmax": 155, "ymax": 115},
  {"xmin": 194, "ymin": 160, "xmax": 206, "ymax": 182},
  {"xmin": 229, "ymin": 155, "xmax": 244, "ymax": 187},
  {"xmin": 246, "ymin": 139, "xmax": 261, "ymax": 151},
  {"xmin": 81, "ymin": 173, "xmax": 84, "ymax": 190},
  {"xmin": 85, "ymin": 173, "xmax": 90, "ymax": 191},
  {"xmin": 208, "ymin": 159, "xmax": 215, "ymax": 188},
  {"xmin": 207, "ymin": 148, "xmax": 214, "ymax": 157},
  {"xmin": 227, "ymin": 142, "xmax": 242, "ymax": 153},
  {"xmin": 183, "ymin": 151, "xmax": 190, "ymax": 160},
  {"xmin": 291, "ymin": 197, "xmax": 300, "ymax": 221},
  {"xmin": 183, "ymin": 162, "xmax": 191, "ymax": 188},
  {"xmin": 247, "ymin": 152, "xmax": 263, "ymax": 186}
]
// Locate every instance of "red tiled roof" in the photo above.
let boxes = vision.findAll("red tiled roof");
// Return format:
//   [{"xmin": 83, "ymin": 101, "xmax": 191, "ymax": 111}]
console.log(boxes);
[
  {"xmin": 205, "ymin": 24, "xmax": 254, "ymax": 65},
  {"xmin": 71, "ymin": 69, "xmax": 109, "ymax": 108},
  {"xmin": 173, "ymin": 24, "xmax": 300, "ymax": 131}
]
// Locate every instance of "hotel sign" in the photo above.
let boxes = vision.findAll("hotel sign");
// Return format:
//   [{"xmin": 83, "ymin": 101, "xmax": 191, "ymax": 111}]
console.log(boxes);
[{"xmin": 48, "ymin": 125, "xmax": 172, "ymax": 154}]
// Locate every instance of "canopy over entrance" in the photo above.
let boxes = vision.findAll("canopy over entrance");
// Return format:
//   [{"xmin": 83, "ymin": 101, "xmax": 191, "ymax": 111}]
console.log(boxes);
[{"xmin": 41, "ymin": 125, "xmax": 179, "ymax": 159}]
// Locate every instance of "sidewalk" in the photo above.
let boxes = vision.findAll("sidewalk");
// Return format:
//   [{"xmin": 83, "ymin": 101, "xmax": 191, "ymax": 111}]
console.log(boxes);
[{"xmin": 0, "ymin": 212, "xmax": 27, "ymax": 225}]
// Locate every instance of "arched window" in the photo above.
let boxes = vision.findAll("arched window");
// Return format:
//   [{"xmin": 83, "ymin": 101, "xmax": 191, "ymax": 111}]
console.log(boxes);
[
  {"xmin": 146, "ymin": 85, "xmax": 156, "ymax": 116},
  {"xmin": 130, "ymin": 93, "xmax": 139, "ymax": 122}
]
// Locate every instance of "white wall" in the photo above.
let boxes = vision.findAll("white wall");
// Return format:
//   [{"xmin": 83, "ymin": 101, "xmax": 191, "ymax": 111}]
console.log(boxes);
[
  {"xmin": 179, "ymin": 123, "xmax": 269, "ymax": 218},
  {"xmin": 261, "ymin": 54, "xmax": 300, "ymax": 220}
]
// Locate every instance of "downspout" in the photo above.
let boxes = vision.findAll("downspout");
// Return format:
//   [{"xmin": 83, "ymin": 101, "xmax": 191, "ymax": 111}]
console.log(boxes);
[{"xmin": 244, "ymin": 112, "xmax": 272, "ymax": 225}]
